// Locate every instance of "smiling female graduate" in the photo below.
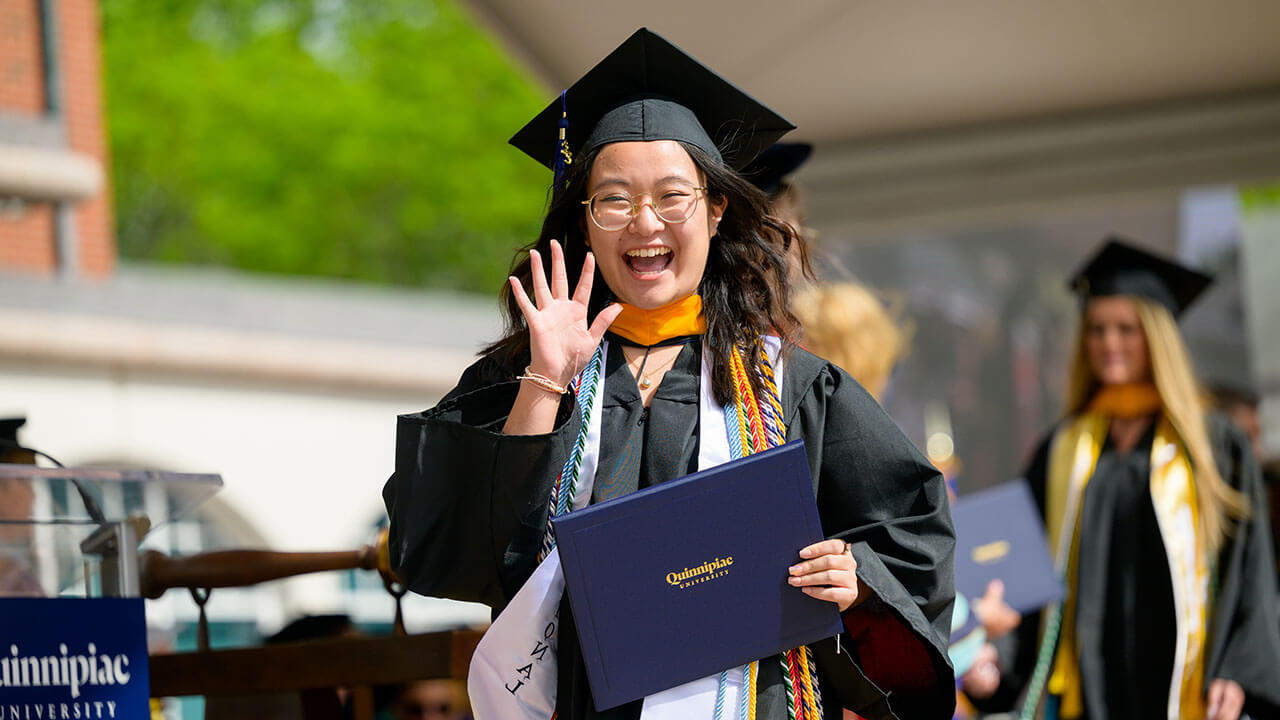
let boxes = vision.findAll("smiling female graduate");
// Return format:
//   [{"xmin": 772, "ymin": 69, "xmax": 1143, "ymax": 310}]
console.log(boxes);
[
  {"xmin": 382, "ymin": 29, "xmax": 956, "ymax": 720},
  {"xmin": 964, "ymin": 239, "xmax": 1280, "ymax": 720}
]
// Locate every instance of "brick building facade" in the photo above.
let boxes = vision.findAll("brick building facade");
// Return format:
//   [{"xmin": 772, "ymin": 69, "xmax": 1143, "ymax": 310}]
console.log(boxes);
[{"xmin": 0, "ymin": 0, "xmax": 113, "ymax": 276}]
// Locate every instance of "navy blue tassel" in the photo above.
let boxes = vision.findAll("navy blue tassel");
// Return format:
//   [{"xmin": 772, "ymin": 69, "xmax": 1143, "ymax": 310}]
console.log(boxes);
[{"xmin": 553, "ymin": 90, "xmax": 572, "ymax": 191}]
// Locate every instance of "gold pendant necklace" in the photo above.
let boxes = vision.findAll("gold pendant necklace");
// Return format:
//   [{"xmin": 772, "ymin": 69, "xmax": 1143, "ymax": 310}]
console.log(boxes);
[
  {"xmin": 632, "ymin": 346, "xmax": 668, "ymax": 390},
  {"xmin": 635, "ymin": 346, "xmax": 654, "ymax": 389}
]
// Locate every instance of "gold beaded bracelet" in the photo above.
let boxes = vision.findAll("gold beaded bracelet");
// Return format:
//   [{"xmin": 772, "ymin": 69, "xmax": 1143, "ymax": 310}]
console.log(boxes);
[{"xmin": 517, "ymin": 367, "xmax": 569, "ymax": 395}]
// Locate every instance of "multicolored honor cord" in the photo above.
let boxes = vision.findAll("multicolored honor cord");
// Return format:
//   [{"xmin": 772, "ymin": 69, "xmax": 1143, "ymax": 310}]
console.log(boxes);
[
  {"xmin": 538, "ymin": 343, "xmax": 605, "ymax": 561},
  {"xmin": 715, "ymin": 343, "xmax": 823, "ymax": 720},
  {"xmin": 537, "ymin": 339, "xmax": 824, "ymax": 719}
]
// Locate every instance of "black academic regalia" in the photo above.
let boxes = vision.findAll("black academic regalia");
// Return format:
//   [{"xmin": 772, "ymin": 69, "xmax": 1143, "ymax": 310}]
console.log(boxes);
[
  {"xmin": 973, "ymin": 414, "xmax": 1280, "ymax": 719},
  {"xmin": 383, "ymin": 342, "xmax": 957, "ymax": 720}
]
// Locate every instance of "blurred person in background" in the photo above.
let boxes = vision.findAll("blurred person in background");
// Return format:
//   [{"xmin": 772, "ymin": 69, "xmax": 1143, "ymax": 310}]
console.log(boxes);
[
  {"xmin": 743, "ymin": 142, "xmax": 812, "ymax": 238},
  {"xmin": 0, "ymin": 417, "xmax": 42, "ymax": 597},
  {"xmin": 1208, "ymin": 384, "xmax": 1280, "ymax": 602},
  {"xmin": 966, "ymin": 239, "xmax": 1280, "ymax": 720},
  {"xmin": 206, "ymin": 614, "xmax": 360, "ymax": 720},
  {"xmin": 767, "ymin": 152, "xmax": 1014, "ymax": 710},
  {"xmin": 743, "ymin": 142, "xmax": 815, "ymax": 287},
  {"xmin": 795, "ymin": 292, "xmax": 1020, "ymax": 719},
  {"xmin": 1207, "ymin": 385, "xmax": 1265, "ymax": 461},
  {"xmin": 794, "ymin": 283, "xmax": 910, "ymax": 403},
  {"xmin": 379, "ymin": 679, "xmax": 471, "ymax": 720}
]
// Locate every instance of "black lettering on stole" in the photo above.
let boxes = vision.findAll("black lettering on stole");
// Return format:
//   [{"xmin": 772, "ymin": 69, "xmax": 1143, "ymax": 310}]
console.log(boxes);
[{"xmin": 504, "ymin": 618, "xmax": 558, "ymax": 695}]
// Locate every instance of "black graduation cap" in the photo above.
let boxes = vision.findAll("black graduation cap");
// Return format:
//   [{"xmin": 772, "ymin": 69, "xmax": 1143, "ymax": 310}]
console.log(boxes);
[
  {"xmin": 742, "ymin": 142, "xmax": 812, "ymax": 195},
  {"xmin": 0, "ymin": 417, "xmax": 25, "ymax": 447},
  {"xmin": 509, "ymin": 28, "xmax": 794, "ymax": 173},
  {"xmin": 1068, "ymin": 237, "xmax": 1213, "ymax": 317},
  {"xmin": 0, "ymin": 417, "xmax": 29, "ymax": 464}
]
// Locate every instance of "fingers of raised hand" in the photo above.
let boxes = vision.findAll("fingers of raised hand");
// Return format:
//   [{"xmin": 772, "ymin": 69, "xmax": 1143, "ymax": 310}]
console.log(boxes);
[
  {"xmin": 518, "ymin": 241, "xmax": 583, "ymax": 319},
  {"xmin": 588, "ymin": 302, "xmax": 624, "ymax": 345},
  {"xmin": 528, "ymin": 249, "xmax": 552, "ymax": 307},
  {"xmin": 550, "ymin": 239, "xmax": 569, "ymax": 299},
  {"xmin": 510, "ymin": 275, "xmax": 535, "ymax": 318},
  {"xmin": 573, "ymin": 252, "xmax": 597, "ymax": 305}
]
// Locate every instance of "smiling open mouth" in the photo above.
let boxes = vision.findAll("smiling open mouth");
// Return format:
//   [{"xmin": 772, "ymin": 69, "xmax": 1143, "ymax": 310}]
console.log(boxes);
[{"xmin": 625, "ymin": 247, "xmax": 672, "ymax": 275}]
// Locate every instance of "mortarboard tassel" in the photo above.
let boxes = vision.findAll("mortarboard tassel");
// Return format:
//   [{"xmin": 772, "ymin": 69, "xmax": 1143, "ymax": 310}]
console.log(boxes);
[{"xmin": 553, "ymin": 90, "xmax": 572, "ymax": 191}]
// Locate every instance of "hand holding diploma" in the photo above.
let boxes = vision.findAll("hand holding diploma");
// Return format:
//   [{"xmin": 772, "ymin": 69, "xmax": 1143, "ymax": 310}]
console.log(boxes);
[{"xmin": 789, "ymin": 538, "xmax": 868, "ymax": 612}]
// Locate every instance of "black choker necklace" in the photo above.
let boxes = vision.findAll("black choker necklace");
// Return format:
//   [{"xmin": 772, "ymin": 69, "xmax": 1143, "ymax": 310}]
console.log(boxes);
[
  {"xmin": 607, "ymin": 334, "xmax": 697, "ymax": 390},
  {"xmin": 604, "ymin": 332, "xmax": 699, "ymax": 349}
]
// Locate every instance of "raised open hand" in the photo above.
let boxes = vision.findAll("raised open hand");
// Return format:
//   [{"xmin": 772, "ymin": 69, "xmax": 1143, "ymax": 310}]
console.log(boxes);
[{"xmin": 509, "ymin": 240, "xmax": 622, "ymax": 386}]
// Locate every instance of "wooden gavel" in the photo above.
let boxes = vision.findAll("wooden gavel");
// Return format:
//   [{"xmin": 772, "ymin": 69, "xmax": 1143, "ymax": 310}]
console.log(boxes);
[
  {"xmin": 139, "ymin": 529, "xmax": 407, "ymax": 647},
  {"xmin": 138, "ymin": 543, "xmax": 387, "ymax": 599}
]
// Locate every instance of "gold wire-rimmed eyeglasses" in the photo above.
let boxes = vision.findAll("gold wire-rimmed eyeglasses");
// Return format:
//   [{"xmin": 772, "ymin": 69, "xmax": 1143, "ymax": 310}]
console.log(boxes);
[{"xmin": 581, "ymin": 185, "xmax": 707, "ymax": 231}]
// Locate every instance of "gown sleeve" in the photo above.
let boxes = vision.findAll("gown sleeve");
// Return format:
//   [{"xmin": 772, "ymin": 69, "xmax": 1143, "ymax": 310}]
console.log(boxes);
[
  {"xmin": 382, "ymin": 354, "xmax": 582, "ymax": 612},
  {"xmin": 785, "ymin": 352, "xmax": 958, "ymax": 720},
  {"xmin": 1203, "ymin": 414, "xmax": 1280, "ymax": 715}
]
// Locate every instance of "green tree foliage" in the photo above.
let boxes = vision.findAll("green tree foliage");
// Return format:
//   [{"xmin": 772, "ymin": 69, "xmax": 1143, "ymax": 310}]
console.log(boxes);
[
  {"xmin": 103, "ymin": 0, "xmax": 550, "ymax": 292},
  {"xmin": 1241, "ymin": 183, "xmax": 1280, "ymax": 213}
]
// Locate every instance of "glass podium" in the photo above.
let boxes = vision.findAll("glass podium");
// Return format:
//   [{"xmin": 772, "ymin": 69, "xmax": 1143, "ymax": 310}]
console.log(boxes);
[
  {"xmin": 0, "ymin": 463, "xmax": 482, "ymax": 720},
  {"xmin": 0, "ymin": 463, "xmax": 222, "ymax": 598}
]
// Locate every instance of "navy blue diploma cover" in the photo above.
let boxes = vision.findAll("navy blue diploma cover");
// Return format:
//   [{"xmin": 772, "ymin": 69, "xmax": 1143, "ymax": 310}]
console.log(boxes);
[
  {"xmin": 952, "ymin": 481, "xmax": 1064, "ymax": 615},
  {"xmin": 551, "ymin": 439, "xmax": 844, "ymax": 710}
]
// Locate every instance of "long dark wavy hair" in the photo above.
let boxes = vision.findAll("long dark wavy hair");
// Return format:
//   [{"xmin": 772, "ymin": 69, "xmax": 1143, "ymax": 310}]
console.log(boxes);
[{"xmin": 483, "ymin": 141, "xmax": 810, "ymax": 406}]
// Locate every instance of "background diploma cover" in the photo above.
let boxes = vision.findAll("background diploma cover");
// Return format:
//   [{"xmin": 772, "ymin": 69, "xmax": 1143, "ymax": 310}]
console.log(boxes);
[
  {"xmin": 551, "ymin": 439, "xmax": 843, "ymax": 711},
  {"xmin": 952, "ymin": 480, "xmax": 1064, "ymax": 614}
]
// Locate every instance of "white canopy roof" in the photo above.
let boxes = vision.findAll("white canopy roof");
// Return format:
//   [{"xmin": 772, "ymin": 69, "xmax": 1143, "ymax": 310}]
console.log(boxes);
[
  {"xmin": 463, "ymin": 1, "xmax": 1280, "ymax": 233},
  {"xmin": 464, "ymin": 0, "xmax": 1280, "ymax": 143}
]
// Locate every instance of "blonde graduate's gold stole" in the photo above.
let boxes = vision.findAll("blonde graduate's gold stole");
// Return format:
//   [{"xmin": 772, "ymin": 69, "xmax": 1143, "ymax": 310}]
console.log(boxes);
[{"xmin": 1042, "ymin": 403, "xmax": 1210, "ymax": 720}]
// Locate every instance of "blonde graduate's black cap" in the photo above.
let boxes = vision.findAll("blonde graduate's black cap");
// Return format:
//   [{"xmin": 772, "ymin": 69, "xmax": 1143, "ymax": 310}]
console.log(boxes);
[
  {"xmin": 0, "ymin": 417, "xmax": 24, "ymax": 446},
  {"xmin": 509, "ymin": 28, "xmax": 794, "ymax": 174},
  {"xmin": 1068, "ymin": 237, "xmax": 1213, "ymax": 317}
]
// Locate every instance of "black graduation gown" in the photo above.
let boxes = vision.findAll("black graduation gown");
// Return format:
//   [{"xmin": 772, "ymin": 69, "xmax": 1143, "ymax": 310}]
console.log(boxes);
[
  {"xmin": 383, "ymin": 343, "xmax": 957, "ymax": 719},
  {"xmin": 973, "ymin": 414, "xmax": 1280, "ymax": 718}
]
